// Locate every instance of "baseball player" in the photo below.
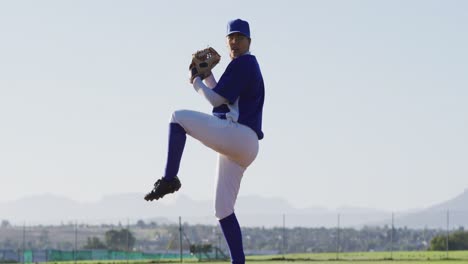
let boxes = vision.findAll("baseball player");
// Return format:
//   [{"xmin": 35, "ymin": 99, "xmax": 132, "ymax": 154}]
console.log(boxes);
[{"xmin": 144, "ymin": 19, "xmax": 264, "ymax": 264}]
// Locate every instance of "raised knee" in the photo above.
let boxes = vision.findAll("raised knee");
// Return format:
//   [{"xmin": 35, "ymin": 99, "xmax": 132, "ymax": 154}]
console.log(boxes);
[{"xmin": 170, "ymin": 109, "xmax": 189, "ymax": 123}]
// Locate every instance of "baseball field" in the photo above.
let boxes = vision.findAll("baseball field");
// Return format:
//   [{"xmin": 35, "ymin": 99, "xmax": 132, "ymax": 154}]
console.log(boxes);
[
  {"xmin": 48, "ymin": 251, "xmax": 468, "ymax": 264},
  {"xmin": 244, "ymin": 251, "xmax": 468, "ymax": 263}
]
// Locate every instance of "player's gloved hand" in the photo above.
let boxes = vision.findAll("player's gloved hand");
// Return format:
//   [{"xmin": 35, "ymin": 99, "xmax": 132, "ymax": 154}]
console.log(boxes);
[
  {"xmin": 188, "ymin": 68, "xmax": 212, "ymax": 84},
  {"xmin": 189, "ymin": 47, "xmax": 220, "ymax": 84}
]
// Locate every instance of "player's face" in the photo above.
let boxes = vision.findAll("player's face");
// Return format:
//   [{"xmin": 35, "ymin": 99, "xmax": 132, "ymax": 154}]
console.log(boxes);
[{"xmin": 227, "ymin": 33, "xmax": 251, "ymax": 59}]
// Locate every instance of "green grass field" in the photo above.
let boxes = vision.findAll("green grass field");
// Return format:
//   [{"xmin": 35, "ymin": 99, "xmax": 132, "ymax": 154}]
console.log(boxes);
[
  {"xmin": 249, "ymin": 250, "xmax": 468, "ymax": 261},
  {"xmin": 245, "ymin": 251, "xmax": 468, "ymax": 263},
  {"xmin": 47, "ymin": 251, "xmax": 468, "ymax": 264}
]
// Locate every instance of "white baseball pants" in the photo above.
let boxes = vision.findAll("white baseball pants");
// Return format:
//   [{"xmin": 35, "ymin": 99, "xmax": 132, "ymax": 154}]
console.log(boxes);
[{"xmin": 170, "ymin": 109, "xmax": 259, "ymax": 219}]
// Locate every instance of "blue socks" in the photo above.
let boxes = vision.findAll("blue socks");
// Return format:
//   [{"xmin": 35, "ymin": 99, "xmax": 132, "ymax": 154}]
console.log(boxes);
[
  {"xmin": 163, "ymin": 123, "xmax": 186, "ymax": 180},
  {"xmin": 219, "ymin": 213, "xmax": 245, "ymax": 264}
]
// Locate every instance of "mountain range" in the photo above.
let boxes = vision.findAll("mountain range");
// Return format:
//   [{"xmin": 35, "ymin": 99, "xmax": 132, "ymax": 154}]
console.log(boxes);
[{"xmin": 1, "ymin": 189, "xmax": 467, "ymax": 229}]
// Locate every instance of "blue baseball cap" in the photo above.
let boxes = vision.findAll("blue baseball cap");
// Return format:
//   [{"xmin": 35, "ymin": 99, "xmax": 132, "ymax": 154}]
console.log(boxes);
[{"xmin": 226, "ymin": 19, "xmax": 250, "ymax": 38}]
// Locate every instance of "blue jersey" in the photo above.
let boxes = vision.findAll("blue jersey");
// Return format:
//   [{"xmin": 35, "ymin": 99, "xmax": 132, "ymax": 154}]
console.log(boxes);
[{"xmin": 212, "ymin": 54, "xmax": 265, "ymax": 140}]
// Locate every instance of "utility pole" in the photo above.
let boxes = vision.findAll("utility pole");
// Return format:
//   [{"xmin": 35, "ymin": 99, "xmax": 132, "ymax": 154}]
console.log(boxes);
[
  {"xmin": 74, "ymin": 221, "xmax": 77, "ymax": 264},
  {"xmin": 127, "ymin": 219, "xmax": 130, "ymax": 264},
  {"xmin": 336, "ymin": 214, "xmax": 340, "ymax": 260},
  {"xmin": 446, "ymin": 210, "xmax": 450, "ymax": 259},
  {"xmin": 282, "ymin": 214, "xmax": 286, "ymax": 257},
  {"xmin": 390, "ymin": 212, "xmax": 394, "ymax": 260},
  {"xmin": 179, "ymin": 217, "xmax": 183, "ymax": 263},
  {"xmin": 22, "ymin": 222, "xmax": 25, "ymax": 264}
]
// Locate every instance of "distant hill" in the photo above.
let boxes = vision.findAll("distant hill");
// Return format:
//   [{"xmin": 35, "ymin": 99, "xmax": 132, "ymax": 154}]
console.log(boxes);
[
  {"xmin": 382, "ymin": 189, "xmax": 468, "ymax": 229},
  {"xmin": 1, "ymin": 190, "xmax": 467, "ymax": 228},
  {"xmin": 0, "ymin": 193, "xmax": 388, "ymax": 227}
]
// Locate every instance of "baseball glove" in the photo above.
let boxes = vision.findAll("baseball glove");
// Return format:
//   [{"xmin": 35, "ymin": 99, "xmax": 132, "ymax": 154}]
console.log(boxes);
[{"xmin": 189, "ymin": 47, "xmax": 221, "ymax": 84}]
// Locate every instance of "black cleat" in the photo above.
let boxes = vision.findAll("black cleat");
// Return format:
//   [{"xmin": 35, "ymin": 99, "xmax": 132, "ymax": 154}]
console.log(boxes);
[{"xmin": 144, "ymin": 176, "xmax": 181, "ymax": 201}]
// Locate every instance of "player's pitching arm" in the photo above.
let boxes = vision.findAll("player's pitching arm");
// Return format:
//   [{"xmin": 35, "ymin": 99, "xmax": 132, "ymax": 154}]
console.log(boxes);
[{"xmin": 193, "ymin": 76, "xmax": 227, "ymax": 107}]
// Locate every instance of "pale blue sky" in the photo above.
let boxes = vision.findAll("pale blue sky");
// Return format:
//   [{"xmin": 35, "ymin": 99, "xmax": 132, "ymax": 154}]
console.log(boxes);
[{"xmin": 1, "ymin": 0, "xmax": 467, "ymax": 211}]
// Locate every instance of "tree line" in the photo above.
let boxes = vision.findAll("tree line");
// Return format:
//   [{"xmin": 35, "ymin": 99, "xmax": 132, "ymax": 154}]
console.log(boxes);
[
  {"xmin": 1, "ymin": 219, "xmax": 468, "ymax": 253},
  {"xmin": 83, "ymin": 229, "xmax": 135, "ymax": 251}
]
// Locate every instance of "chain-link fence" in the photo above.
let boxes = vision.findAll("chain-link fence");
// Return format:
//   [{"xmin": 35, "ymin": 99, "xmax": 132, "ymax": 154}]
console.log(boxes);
[{"xmin": 1, "ymin": 210, "xmax": 467, "ymax": 263}]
